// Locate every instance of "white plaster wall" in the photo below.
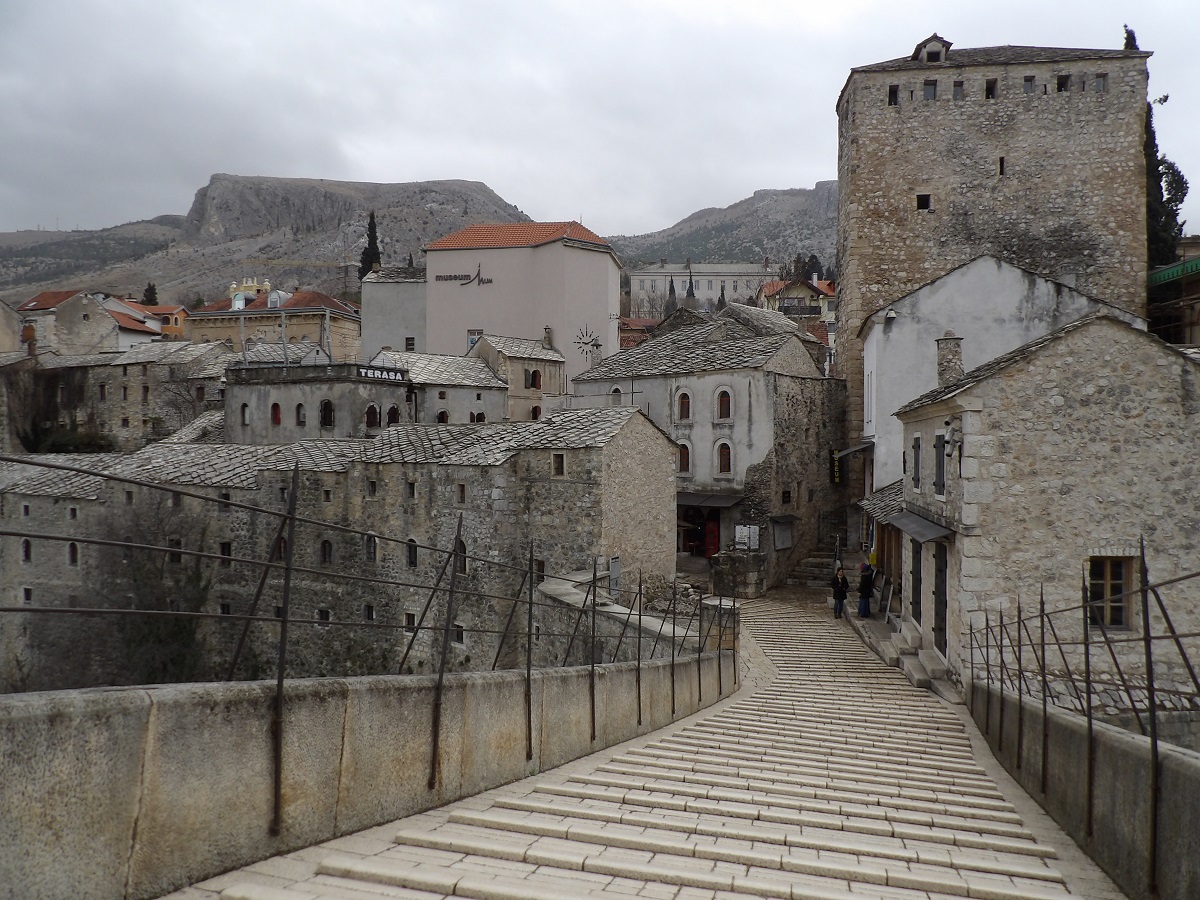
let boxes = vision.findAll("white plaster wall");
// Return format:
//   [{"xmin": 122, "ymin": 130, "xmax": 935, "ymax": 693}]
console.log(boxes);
[
  {"xmin": 864, "ymin": 257, "xmax": 1143, "ymax": 487},
  {"xmin": 361, "ymin": 280, "xmax": 427, "ymax": 358}
]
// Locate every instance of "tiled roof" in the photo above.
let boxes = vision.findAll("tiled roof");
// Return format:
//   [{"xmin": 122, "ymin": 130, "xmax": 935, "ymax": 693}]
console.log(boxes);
[
  {"xmin": 853, "ymin": 45, "xmax": 1149, "ymax": 74},
  {"xmin": 36, "ymin": 342, "xmax": 221, "ymax": 370},
  {"xmin": 370, "ymin": 350, "xmax": 505, "ymax": 388},
  {"xmin": 426, "ymin": 222, "xmax": 609, "ymax": 251},
  {"xmin": 257, "ymin": 440, "xmax": 372, "ymax": 473},
  {"xmin": 191, "ymin": 342, "xmax": 330, "ymax": 380},
  {"xmin": 17, "ymin": 290, "xmax": 82, "ymax": 311},
  {"xmin": 719, "ymin": 303, "xmax": 818, "ymax": 340},
  {"xmin": 859, "ymin": 479, "xmax": 904, "ymax": 523},
  {"xmin": 815, "ymin": 280, "xmax": 835, "ymax": 296},
  {"xmin": 574, "ymin": 324, "xmax": 796, "ymax": 381},
  {"xmin": 39, "ymin": 352, "xmax": 125, "ymax": 369},
  {"xmin": 361, "ymin": 266, "xmax": 426, "ymax": 283},
  {"xmin": 161, "ymin": 410, "xmax": 226, "ymax": 444},
  {"xmin": 0, "ymin": 350, "xmax": 35, "ymax": 367},
  {"xmin": 108, "ymin": 309, "xmax": 160, "ymax": 334},
  {"xmin": 194, "ymin": 290, "xmax": 359, "ymax": 317},
  {"xmin": 477, "ymin": 334, "xmax": 565, "ymax": 363}
]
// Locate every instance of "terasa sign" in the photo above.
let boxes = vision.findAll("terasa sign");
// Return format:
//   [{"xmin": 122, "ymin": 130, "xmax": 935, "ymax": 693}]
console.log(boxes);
[
  {"xmin": 435, "ymin": 264, "xmax": 493, "ymax": 286},
  {"xmin": 357, "ymin": 367, "xmax": 408, "ymax": 382}
]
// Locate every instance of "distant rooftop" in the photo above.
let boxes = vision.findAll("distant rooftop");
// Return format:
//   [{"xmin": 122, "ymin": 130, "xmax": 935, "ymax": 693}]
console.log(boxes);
[
  {"xmin": 851, "ymin": 43, "xmax": 1149, "ymax": 75},
  {"xmin": 426, "ymin": 222, "xmax": 609, "ymax": 251}
]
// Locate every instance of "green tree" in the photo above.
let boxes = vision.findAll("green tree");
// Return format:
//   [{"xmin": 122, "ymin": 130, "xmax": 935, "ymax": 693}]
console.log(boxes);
[
  {"xmin": 142, "ymin": 282, "xmax": 158, "ymax": 306},
  {"xmin": 1126, "ymin": 25, "xmax": 1189, "ymax": 266},
  {"xmin": 358, "ymin": 211, "xmax": 382, "ymax": 280},
  {"xmin": 664, "ymin": 277, "xmax": 678, "ymax": 316}
]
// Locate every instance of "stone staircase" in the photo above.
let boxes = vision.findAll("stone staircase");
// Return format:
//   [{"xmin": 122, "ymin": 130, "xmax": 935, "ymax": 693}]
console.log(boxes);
[
  {"xmin": 207, "ymin": 597, "xmax": 1107, "ymax": 900},
  {"xmin": 786, "ymin": 551, "xmax": 837, "ymax": 588}
]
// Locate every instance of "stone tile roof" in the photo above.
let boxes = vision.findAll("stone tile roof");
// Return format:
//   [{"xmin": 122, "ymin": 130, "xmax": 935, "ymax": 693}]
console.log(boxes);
[
  {"xmin": 35, "ymin": 342, "xmax": 222, "ymax": 371},
  {"xmin": 478, "ymin": 334, "xmax": 565, "ymax": 362},
  {"xmin": 894, "ymin": 313, "xmax": 1189, "ymax": 416},
  {"xmin": 258, "ymin": 441, "xmax": 372, "ymax": 473},
  {"xmin": 859, "ymin": 479, "xmax": 904, "ymax": 523},
  {"xmin": 39, "ymin": 352, "xmax": 125, "ymax": 369},
  {"xmin": 361, "ymin": 266, "xmax": 426, "ymax": 283},
  {"xmin": 719, "ymin": 303, "xmax": 817, "ymax": 340},
  {"xmin": 161, "ymin": 410, "xmax": 226, "ymax": 444},
  {"xmin": 370, "ymin": 350, "xmax": 505, "ymax": 388},
  {"xmin": 426, "ymin": 222, "xmax": 609, "ymax": 251},
  {"xmin": 16, "ymin": 290, "xmax": 82, "ymax": 311},
  {"xmin": 853, "ymin": 45, "xmax": 1149, "ymax": 74},
  {"xmin": 0, "ymin": 351, "xmax": 32, "ymax": 367}
]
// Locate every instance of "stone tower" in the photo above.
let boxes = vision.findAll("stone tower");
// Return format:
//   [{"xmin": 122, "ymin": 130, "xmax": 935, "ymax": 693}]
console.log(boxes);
[{"xmin": 834, "ymin": 34, "xmax": 1151, "ymax": 468}]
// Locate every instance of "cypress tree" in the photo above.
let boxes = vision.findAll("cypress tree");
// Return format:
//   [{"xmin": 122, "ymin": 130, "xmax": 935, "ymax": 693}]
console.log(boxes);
[
  {"xmin": 142, "ymin": 282, "xmax": 158, "ymax": 306},
  {"xmin": 358, "ymin": 211, "xmax": 382, "ymax": 280}
]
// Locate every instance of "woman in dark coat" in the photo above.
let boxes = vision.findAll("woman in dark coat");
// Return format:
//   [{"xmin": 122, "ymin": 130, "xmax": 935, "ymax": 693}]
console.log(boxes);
[
  {"xmin": 831, "ymin": 567, "xmax": 849, "ymax": 618},
  {"xmin": 857, "ymin": 563, "xmax": 874, "ymax": 618}
]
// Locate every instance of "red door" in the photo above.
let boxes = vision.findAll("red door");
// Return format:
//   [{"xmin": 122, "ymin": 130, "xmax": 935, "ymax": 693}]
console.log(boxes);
[{"xmin": 705, "ymin": 519, "xmax": 720, "ymax": 558}]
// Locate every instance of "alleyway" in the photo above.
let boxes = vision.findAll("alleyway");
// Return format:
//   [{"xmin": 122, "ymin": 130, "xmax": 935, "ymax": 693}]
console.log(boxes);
[{"xmin": 171, "ymin": 589, "xmax": 1125, "ymax": 900}]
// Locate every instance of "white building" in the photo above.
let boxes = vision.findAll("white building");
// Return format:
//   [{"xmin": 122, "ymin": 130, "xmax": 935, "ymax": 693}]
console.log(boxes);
[{"xmin": 628, "ymin": 261, "xmax": 777, "ymax": 317}]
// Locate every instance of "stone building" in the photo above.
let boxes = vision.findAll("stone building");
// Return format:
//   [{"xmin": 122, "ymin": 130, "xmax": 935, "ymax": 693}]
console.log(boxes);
[
  {"xmin": 15, "ymin": 291, "xmax": 162, "ymax": 354},
  {"xmin": 628, "ymin": 261, "xmax": 777, "ymax": 317},
  {"xmin": 360, "ymin": 265, "xmax": 428, "ymax": 358},
  {"xmin": 835, "ymin": 34, "xmax": 1152, "ymax": 533},
  {"xmin": 466, "ymin": 332, "xmax": 567, "ymax": 421},
  {"xmin": 0, "ymin": 302, "xmax": 21, "ymax": 353},
  {"xmin": 188, "ymin": 285, "xmax": 361, "ymax": 358},
  {"xmin": 368, "ymin": 350, "xmax": 509, "ymax": 425},
  {"xmin": 888, "ymin": 315, "xmax": 1200, "ymax": 688},
  {"xmin": 572, "ymin": 305, "xmax": 845, "ymax": 584},
  {"xmin": 0, "ymin": 408, "xmax": 677, "ymax": 692}
]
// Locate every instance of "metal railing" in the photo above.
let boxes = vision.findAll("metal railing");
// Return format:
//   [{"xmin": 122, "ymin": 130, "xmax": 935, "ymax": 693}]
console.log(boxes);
[
  {"xmin": 0, "ymin": 453, "xmax": 738, "ymax": 836},
  {"xmin": 967, "ymin": 540, "xmax": 1200, "ymax": 896}
]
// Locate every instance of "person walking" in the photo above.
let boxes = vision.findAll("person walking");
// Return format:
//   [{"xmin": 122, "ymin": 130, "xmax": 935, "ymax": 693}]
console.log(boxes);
[
  {"xmin": 831, "ymin": 567, "xmax": 849, "ymax": 618},
  {"xmin": 857, "ymin": 563, "xmax": 874, "ymax": 618}
]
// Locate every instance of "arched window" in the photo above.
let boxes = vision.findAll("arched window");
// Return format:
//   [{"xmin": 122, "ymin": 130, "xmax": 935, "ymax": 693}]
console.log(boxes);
[
  {"xmin": 474, "ymin": 412, "xmax": 485, "ymax": 423},
  {"xmin": 21, "ymin": 539, "xmax": 31, "ymax": 562},
  {"xmin": 68, "ymin": 543, "xmax": 79, "ymax": 566},
  {"xmin": 270, "ymin": 403, "xmax": 281, "ymax": 426},
  {"xmin": 436, "ymin": 410, "xmax": 449, "ymax": 424},
  {"xmin": 678, "ymin": 444, "xmax": 691, "ymax": 473},
  {"xmin": 240, "ymin": 404, "xmax": 250, "ymax": 426},
  {"xmin": 319, "ymin": 399, "xmax": 335, "ymax": 427},
  {"xmin": 469, "ymin": 412, "xmax": 476, "ymax": 423},
  {"xmin": 531, "ymin": 405, "xmax": 541, "ymax": 420},
  {"xmin": 386, "ymin": 405, "xmax": 400, "ymax": 426},
  {"xmin": 610, "ymin": 386, "xmax": 622, "ymax": 407},
  {"xmin": 454, "ymin": 539, "xmax": 467, "ymax": 574},
  {"xmin": 717, "ymin": 390, "xmax": 731, "ymax": 420},
  {"xmin": 364, "ymin": 534, "xmax": 378, "ymax": 563},
  {"xmin": 678, "ymin": 392, "xmax": 691, "ymax": 421},
  {"xmin": 718, "ymin": 442, "xmax": 732, "ymax": 473},
  {"xmin": 295, "ymin": 403, "xmax": 306, "ymax": 426},
  {"xmin": 365, "ymin": 404, "xmax": 380, "ymax": 428},
  {"xmin": 320, "ymin": 540, "xmax": 333, "ymax": 565},
  {"xmin": 407, "ymin": 539, "xmax": 418, "ymax": 568},
  {"xmin": 530, "ymin": 369, "xmax": 542, "ymax": 389}
]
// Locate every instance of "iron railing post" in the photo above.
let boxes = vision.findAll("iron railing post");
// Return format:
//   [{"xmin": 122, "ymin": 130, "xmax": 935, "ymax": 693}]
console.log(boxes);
[
  {"xmin": 526, "ymin": 541, "xmax": 534, "ymax": 762},
  {"xmin": 270, "ymin": 464, "xmax": 300, "ymax": 836},
  {"xmin": 428, "ymin": 515, "xmax": 465, "ymax": 791},
  {"xmin": 1140, "ymin": 540, "xmax": 1159, "ymax": 895},
  {"xmin": 1083, "ymin": 571, "xmax": 1094, "ymax": 838}
]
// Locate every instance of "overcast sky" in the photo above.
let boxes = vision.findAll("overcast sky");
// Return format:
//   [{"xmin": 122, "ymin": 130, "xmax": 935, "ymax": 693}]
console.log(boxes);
[{"xmin": 1, "ymin": 1, "xmax": 1196, "ymax": 238}]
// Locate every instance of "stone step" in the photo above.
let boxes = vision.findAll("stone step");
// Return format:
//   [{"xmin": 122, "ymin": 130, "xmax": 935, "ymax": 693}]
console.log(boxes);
[{"xmin": 901, "ymin": 655, "xmax": 933, "ymax": 689}]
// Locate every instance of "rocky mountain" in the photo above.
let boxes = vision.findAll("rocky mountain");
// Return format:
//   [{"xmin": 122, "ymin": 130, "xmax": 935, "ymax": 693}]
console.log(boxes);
[
  {"xmin": 0, "ymin": 175, "xmax": 839, "ymax": 308},
  {"xmin": 607, "ymin": 181, "xmax": 839, "ymax": 274}
]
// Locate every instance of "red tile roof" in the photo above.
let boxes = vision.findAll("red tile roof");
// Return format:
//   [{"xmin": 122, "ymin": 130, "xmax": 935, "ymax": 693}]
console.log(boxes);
[
  {"xmin": 760, "ymin": 280, "xmax": 787, "ymax": 298},
  {"xmin": 426, "ymin": 222, "xmax": 609, "ymax": 251},
  {"xmin": 109, "ymin": 310, "xmax": 160, "ymax": 334},
  {"xmin": 197, "ymin": 290, "xmax": 358, "ymax": 316},
  {"xmin": 18, "ymin": 290, "xmax": 82, "ymax": 311}
]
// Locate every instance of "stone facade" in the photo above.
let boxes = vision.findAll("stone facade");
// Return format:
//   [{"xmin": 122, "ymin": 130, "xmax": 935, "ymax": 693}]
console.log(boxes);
[
  {"xmin": 0, "ymin": 408, "xmax": 676, "ymax": 692},
  {"xmin": 360, "ymin": 266, "xmax": 427, "ymax": 358},
  {"xmin": 467, "ymin": 333, "xmax": 567, "ymax": 421},
  {"xmin": 836, "ymin": 37, "xmax": 1151, "ymax": 500},
  {"xmin": 894, "ymin": 316, "xmax": 1200, "ymax": 691}
]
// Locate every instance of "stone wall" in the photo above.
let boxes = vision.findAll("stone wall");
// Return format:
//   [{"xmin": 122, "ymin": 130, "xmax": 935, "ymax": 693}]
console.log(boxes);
[
  {"xmin": 836, "ymin": 48, "xmax": 1150, "ymax": 452},
  {"xmin": 0, "ymin": 650, "xmax": 735, "ymax": 900}
]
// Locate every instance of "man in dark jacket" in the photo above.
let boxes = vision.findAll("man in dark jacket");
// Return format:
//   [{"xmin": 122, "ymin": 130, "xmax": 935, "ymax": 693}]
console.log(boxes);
[
  {"xmin": 831, "ymin": 567, "xmax": 849, "ymax": 618},
  {"xmin": 857, "ymin": 563, "xmax": 874, "ymax": 618}
]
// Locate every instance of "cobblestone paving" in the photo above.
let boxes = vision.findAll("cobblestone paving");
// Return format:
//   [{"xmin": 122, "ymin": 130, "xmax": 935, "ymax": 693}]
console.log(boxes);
[{"xmin": 169, "ymin": 589, "xmax": 1126, "ymax": 900}]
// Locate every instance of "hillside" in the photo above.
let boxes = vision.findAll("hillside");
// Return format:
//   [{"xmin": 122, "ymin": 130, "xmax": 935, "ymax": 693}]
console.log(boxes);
[{"xmin": 607, "ymin": 181, "xmax": 838, "ymax": 272}]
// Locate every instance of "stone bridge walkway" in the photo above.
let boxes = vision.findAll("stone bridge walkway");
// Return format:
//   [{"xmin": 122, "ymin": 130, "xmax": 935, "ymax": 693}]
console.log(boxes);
[{"xmin": 172, "ymin": 591, "xmax": 1125, "ymax": 900}]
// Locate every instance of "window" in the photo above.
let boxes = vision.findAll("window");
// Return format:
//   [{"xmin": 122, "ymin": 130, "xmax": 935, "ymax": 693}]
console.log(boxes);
[
  {"xmin": 295, "ymin": 404, "xmax": 306, "ymax": 426},
  {"xmin": 405, "ymin": 337, "xmax": 415, "ymax": 352},
  {"xmin": 319, "ymin": 399, "xmax": 334, "ymax": 427},
  {"xmin": 21, "ymin": 504, "xmax": 29, "ymax": 517},
  {"xmin": 99, "ymin": 383, "xmax": 107, "ymax": 401},
  {"xmin": 529, "ymin": 369, "xmax": 542, "ymax": 389},
  {"xmin": 534, "ymin": 559, "xmax": 546, "ymax": 583},
  {"xmin": 1089, "ymin": 557, "xmax": 1132, "ymax": 629},
  {"xmin": 453, "ymin": 623, "xmax": 465, "ymax": 645},
  {"xmin": 887, "ymin": 84, "xmax": 899, "ymax": 106},
  {"xmin": 610, "ymin": 386, "xmax": 622, "ymax": 407},
  {"xmin": 782, "ymin": 489, "xmax": 792, "ymax": 504},
  {"xmin": 168, "ymin": 537, "xmax": 182, "ymax": 564},
  {"xmin": 279, "ymin": 486, "xmax": 288, "ymax": 502},
  {"xmin": 404, "ymin": 612, "xmax": 417, "ymax": 634},
  {"xmin": 240, "ymin": 404, "xmax": 250, "ymax": 427},
  {"xmin": 122, "ymin": 365, "xmax": 128, "ymax": 377},
  {"xmin": 678, "ymin": 444, "xmax": 690, "ymax": 473},
  {"xmin": 220, "ymin": 542, "xmax": 232, "ymax": 568},
  {"xmin": 454, "ymin": 539, "xmax": 467, "ymax": 575},
  {"xmin": 1024, "ymin": 75, "xmax": 1035, "ymax": 94},
  {"xmin": 531, "ymin": 405, "xmax": 541, "ymax": 420},
  {"xmin": 171, "ymin": 491, "xmax": 182, "ymax": 508},
  {"xmin": 1057, "ymin": 74, "xmax": 1071, "ymax": 93},
  {"xmin": 69, "ymin": 507, "xmax": 77, "ymax": 520},
  {"xmin": 456, "ymin": 483, "xmax": 466, "ymax": 505},
  {"xmin": 274, "ymin": 606, "xmax": 284, "ymax": 619},
  {"xmin": 934, "ymin": 433, "xmax": 946, "ymax": 496},
  {"xmin": 923, "ymin": 79, "xmax": 937, "ymax": 101},
  {"xmin": 467, "ymin": 328, "xmax": 482, "ymax": 347},
  {"xmin": 220, "ymin": 603, "xmax": 232, "ymax": 616},
  {"xmin": 916, "ymin": 194, "xmax": 932, "ymax": 211},
  {"xmin": 406, "ymin": 481, "xmax": 416, "ymax": 499},
  {"xmin": 317, "ymin": 608, "xmax": 331, "ymax": 626},
  {"xmin": 407, "ymin": 539, "xmax": 418, "ymax": 567},
  {"xmin": 677, "ymin": 392, "xmax": 691, "ymax": 421},
  {"xmin": 387, "ymin": 405, "xmax": 400, "ymax": 426},
  {"xmin": 985, "ymin": 78, "xmax": 997, "ymax": 100},
  {"xmin": 219, "ymin": 492, "xmax": 230, "ymax": 513},
  {"xmin": 23, "ymin": 588, "xmax": 32, "ymax": 605},
  {"xmin": 141, "ymin": 365, "xmax": 147, "ymax": 377},
  {"xmin": 999, "ymin": 156, "xmax": 1006, "ymax": 176},
  {"xmin": 125, "ymin": 491, "xmax": 134, "ymax": 506},
  {"xmin": 717, "ymin": 442, "xmax": 732, "ymax": 474},
  {"xmin": 121, "ymin": 417, "xmax": 129, "ymax": 428},
  {"xmin": 953, "ymin": 80, "xmax": 964, "ymax": 101},
  {"xmin": 1094, "ymin": 73, "xmax": 1108, "ymax": 93},
  {"xmin": 911, "ymin": 436, "xmax": 922, "ymax": 489},
  {"xmin": 21, "ymin": 539, "xmax": 31, "ymax": 562},
  {"xmin": 363, "ymin": 604, "xmax": 375, "ymax": 622},
  {"xmin": 196, "ymin": 386, "xmax": 205, "ymax": 402},
  {"xmin": 122, "ymin": 386, "xmax": 129, "ymax": 401},
  {"xmin": 553, "ymin": 453, "xmax": 565, "ymax": 476},
  {"xmin": 436, "ymin": 410, "xmax": 449, "ymax": 423},
  {"xmin": 925, "ymin": 50, "xmax": 941, "ymax": 63},
  {"xmin": 438, "ymin": 390, "xmax": 447, "ymax": 400},
  {"xmin": 716, "ymin": 390, "xmax": 731, "ymax": 420},
  {"xmin": 365, "ymin": 534, "xmax": 378, "ymax": 563},
  {"xmin": 365, "ymin": 404, "xmax": 380, "ymax": 428},
  {"xmin": 320, "ymin": 540, "xmax": 333, "ymax": 565},
  {"xmin": 141, "ymin": 384, "xmax": 150, "ymax": 404},
  {"xmin": 367, "ymin": 479, "xmax": 377, "ymax": 497}
]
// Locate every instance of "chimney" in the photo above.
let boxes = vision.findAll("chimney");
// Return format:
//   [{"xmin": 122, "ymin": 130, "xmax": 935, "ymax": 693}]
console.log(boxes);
[
  {"xmin": 372, "ymin": 262, "xmax": 381, "ymax": 273},
  {"xmin": 543, "ymin": 326, "xmax": 553, "ymax": 349},
  {"xmin": 659, "ymin": 258, "xmax": 666, "ymax": 268},
  {"xmin": 589, "ymin": 340, "xmax": 603, "ymax": 368},
  {"xmin": 936, "ymin": 330, "xmax": 964, "ymax": 386}
]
